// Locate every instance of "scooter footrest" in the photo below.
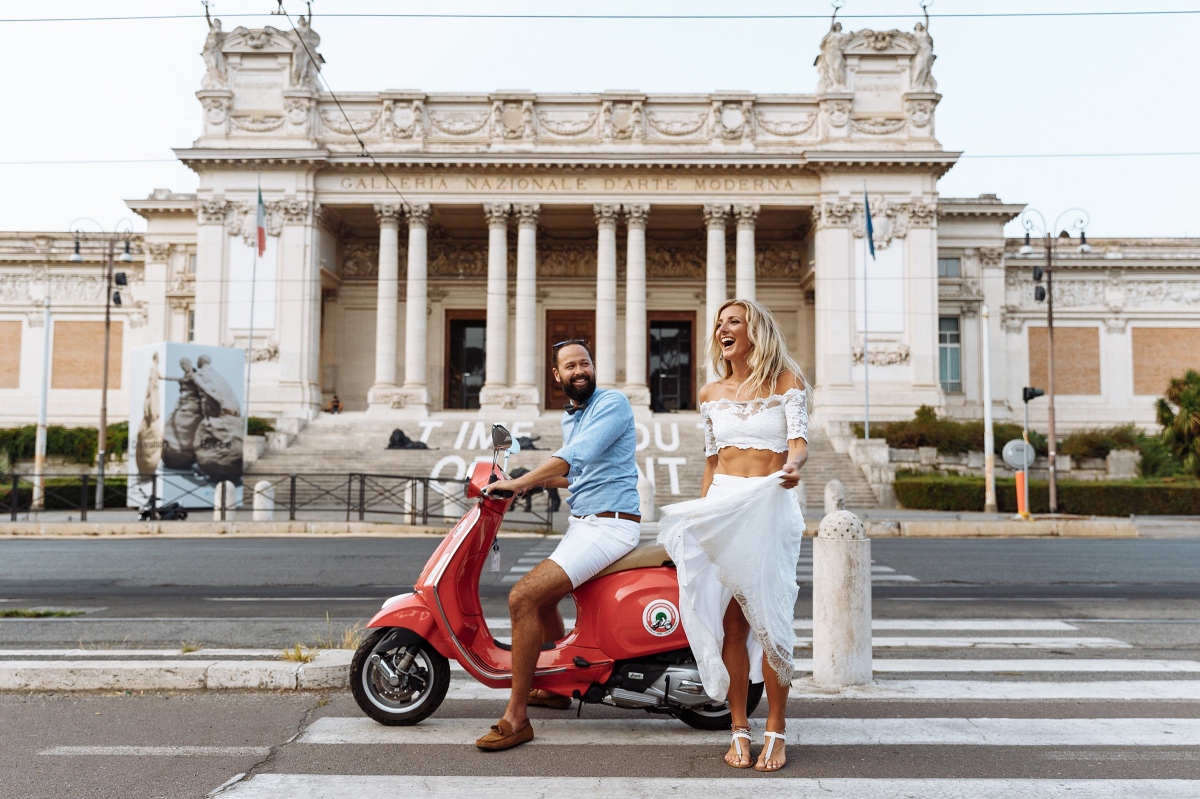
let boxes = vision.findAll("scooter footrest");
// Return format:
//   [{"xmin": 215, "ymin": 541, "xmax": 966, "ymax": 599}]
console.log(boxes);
[{"xmin": 493, "ymin": 638, "xmax": 555, "ymax": 652}]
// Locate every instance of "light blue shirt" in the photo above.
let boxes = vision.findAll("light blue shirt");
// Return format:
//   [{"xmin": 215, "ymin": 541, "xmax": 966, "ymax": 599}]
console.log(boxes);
[{"xmin": 552, "ymin": 387, "xmax": 640, "ymax": 516}]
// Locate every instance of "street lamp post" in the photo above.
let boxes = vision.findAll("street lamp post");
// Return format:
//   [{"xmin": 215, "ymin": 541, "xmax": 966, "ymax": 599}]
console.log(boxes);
[
  {"xmin": 1018, "ymin": 207, "xmax": 1090, "ymax": 515},
  {"xmin": 70, "ymin": 221, "xmax": 134, "ymax": 510}
]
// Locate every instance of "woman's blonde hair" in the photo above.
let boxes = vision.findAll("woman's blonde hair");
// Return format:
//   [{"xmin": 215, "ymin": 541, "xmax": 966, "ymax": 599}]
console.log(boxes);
[{"xmin": 707, "ymin": 298, "xmax": 812, "ymax": 404}]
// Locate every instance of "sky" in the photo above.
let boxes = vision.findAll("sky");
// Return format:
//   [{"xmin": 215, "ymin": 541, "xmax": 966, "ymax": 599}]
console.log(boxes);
[{"xmin": 2, "ymin": 0, "xmax": 1198, "ymax": 238}]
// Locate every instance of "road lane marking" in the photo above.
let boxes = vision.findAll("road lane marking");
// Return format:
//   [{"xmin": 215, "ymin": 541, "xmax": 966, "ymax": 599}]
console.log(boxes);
[
  {"xmin": 444, "ymin": 658, "xmax": 1200, "ymax": 675},
  {"xmin": 213, "ymin": 775, "xmax": 1200, "ymax": 799},
  {"xmin": 298, "ymin": 716, "xmax": 1200, "ymax": 747},
  {"xmin": 40, "ymin": 745, "xmax": 269, "ymax": 757},
  {"xmin": 793, "ymin": 637, "xmax": 1131, "ymax": 649},
  {"xmin": 480, "ymin": 618, "xmax": 1081, "ymax": 632},
  {"xmin": 788, "ymin": 679, "xmax": 1200, "ymax": 701},
  {"xmin": 423, "ymin": 677, "xmax": 1200, "ymax": 702},
  {"xmin": 205, "ymin": 598, "xmax": 382, "ymax": 602}
]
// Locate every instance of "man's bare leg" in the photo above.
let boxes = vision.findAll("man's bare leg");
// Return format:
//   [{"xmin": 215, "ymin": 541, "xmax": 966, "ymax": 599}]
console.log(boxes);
[{"xmin": 501, "ymin": 559, "xmax": 573, "ymax": 731}]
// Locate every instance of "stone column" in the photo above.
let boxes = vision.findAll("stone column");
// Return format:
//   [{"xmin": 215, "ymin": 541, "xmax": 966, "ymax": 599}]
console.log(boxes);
[
  {"xmin": 368, "ymin": 203, "xmax": 402, "ymax": 407},
  {"xmin": 480, "ymin": 203, "xmax": 511, "ymax": 406},
  {"xmin": 276, "ymin": 198, "xmax": 322, "ymax": 417},
  {"xmin": 400, "ymin": 203, "xmax": 431, "ymax": 412},
  {"xmin": 703, "ymin": 204, "xmax": 731, "ymax": 381},
  {"xmin": 813, "ymin": 199, "xmax": 855, "ymax": 410},
  {"xmin": 733, "ymin": 203, "xmax": 759, "ymax": 301},
  {"xmin": 512, "ymin": 204, "xmax": 541, "ymax": 405},
  {"xmin": 623, "ymin": 204, "xmax": 651, "ymax": 409},
  {"xmin": 594, "ymin": 204, "xmax": 620, "ymax": 386},
  {"xmin": 193, "ymin": 199, "xmax": 230, "ymax": 346}
]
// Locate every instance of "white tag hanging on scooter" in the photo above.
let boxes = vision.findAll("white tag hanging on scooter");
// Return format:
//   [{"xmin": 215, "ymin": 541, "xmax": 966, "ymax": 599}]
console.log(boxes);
[{"xmin": 491, "ymin": 540, "xmax": 500, "ymax": 572}]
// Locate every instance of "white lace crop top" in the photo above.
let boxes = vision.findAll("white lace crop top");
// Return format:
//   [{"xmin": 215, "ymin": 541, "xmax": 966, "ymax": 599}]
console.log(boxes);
[{"xmin": 701, "ymin": 387, "xmax": 809, "ymax": 457}]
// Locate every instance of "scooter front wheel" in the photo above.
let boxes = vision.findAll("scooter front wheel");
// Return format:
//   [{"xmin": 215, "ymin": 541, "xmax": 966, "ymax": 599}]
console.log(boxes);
[
  {"xmin": 350, "ymin": 628, "xmax": 450, "ymax": 725},
  {"xmin": 677, "ymin": 680, "xmax": 765, "ymax": 730}
]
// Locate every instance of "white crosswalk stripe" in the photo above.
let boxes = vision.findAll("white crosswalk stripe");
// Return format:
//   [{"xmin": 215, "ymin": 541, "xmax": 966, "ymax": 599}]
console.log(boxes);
[{"xmin": 214, "ymin": 775, "xmax": 1200, "ymax": 798}]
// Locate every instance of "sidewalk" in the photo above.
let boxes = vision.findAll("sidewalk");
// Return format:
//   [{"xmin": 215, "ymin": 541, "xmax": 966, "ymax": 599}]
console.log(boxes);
[{"xmin": 0, "ymin": 648, "xmax": 352, "ymax": 691}]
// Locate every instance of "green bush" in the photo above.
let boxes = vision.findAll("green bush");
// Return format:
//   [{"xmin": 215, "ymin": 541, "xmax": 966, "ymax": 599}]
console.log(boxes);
[
  {"xmin": 0, "ymin": 423, "xmax": 128, "ymax": 464},
  {"xmin": 1059, "ymin": 424, "xmax": 1142, "ymax": 461},
  {"xmin": 1156, "ymin": 369, "xmax": 1200, "ymax": 478},
  {"xmin": 894, "ymin": 474, "xmax": 1200, "ymax": 516},
  {"xmin": 854, "ymin": 406, "xmax": 1047, "ymax": 455},
  {"xmin": 1139, "ymin": 436, "xmax": 1185, "ymax": 479},
  {"xmin": 247, "ymin": 417, "xmax": 275, "ymax": 436}
]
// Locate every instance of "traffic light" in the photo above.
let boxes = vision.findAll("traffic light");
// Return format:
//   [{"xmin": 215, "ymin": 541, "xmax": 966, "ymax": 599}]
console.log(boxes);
[{"xmin": 1023, "ymin": 387, "xmax": 1044, "ymax": 403}]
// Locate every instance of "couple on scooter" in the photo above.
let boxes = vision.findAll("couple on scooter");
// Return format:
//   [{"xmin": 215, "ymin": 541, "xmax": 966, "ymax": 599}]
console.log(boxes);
[{"xmin": 481, "ymin": 299, "xmax": 808, "ymax": 774}]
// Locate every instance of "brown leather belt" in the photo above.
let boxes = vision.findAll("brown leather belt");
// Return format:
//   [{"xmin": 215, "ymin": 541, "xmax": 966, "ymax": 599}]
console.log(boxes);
[{"xmin": 572, "ymin": 511, "xmax": 641, "ymax": 522}]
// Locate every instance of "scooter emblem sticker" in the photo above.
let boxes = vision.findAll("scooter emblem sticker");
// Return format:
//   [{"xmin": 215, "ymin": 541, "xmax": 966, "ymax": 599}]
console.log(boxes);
[{"xmin": 642, "ymin": 598, "xmax": 680, "ymax": 637}]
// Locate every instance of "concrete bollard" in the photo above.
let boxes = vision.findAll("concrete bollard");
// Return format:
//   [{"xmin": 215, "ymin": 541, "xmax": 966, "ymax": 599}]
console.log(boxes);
[
  {"xmin": 824, "ymin": 479, "xmax": 845, "ymax": 514},
  {"xmin": 637, "ymin": 473, "xmax": 657, "ymax": 523},
  {"xmin": 812, "ymin": 510, "xmax": 872, "ymax": 687},
  {"xmin": 253, "ymin": 480, "xmax": 275, "ymax": 521},
  {"xmin": 213, "ymin": 480, "xmax": 236, "ymax": 521}
]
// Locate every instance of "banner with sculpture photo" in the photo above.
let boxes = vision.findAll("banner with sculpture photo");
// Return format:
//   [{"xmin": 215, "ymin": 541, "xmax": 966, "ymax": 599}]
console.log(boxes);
[{"xmin": 128, "ymin": 343, "xmax": 246, "ymax": 509}]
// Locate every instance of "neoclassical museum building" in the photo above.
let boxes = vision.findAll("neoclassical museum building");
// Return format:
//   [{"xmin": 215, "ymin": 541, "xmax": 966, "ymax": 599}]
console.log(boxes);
[{"xmin": 2, "ymin": 17, "xmax": 1198, "ymax": 440}]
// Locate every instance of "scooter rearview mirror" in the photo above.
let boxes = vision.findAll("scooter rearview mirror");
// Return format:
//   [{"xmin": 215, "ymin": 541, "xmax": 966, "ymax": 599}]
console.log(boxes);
[{"xmin": 491, "ymin": 424, "xmax": 515, "ymax": 452}]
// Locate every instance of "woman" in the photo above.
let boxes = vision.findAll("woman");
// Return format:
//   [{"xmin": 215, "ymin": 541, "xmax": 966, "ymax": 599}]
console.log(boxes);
[{"xmin": 657, "ymin": 298, "xmax": 809, "ymax": 773}]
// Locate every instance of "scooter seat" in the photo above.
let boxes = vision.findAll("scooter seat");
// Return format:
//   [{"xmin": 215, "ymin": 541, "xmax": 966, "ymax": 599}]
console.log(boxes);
[{"xmin": 589, "ymin": 544, "xmax": 674, "ymax": 581}]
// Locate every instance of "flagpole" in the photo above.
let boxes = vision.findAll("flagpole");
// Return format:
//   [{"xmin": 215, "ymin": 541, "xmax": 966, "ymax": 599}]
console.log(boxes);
[
  {"xmin": 862, "ymin": 181, "xmax": 870, "ymax": 440},
  {"xmin": 245, "ymin": 177, "xmax": 261, "ymax": 435}
]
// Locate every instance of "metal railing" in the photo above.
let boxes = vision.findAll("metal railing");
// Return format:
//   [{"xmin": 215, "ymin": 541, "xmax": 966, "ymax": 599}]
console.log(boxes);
[{"xmin": 0, "ymin": 472, "xmax": 557, "ymax": 530}]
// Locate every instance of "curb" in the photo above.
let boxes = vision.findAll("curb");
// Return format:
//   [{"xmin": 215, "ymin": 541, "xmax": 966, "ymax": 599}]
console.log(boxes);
[
  {"xmin": 0, "ymin": 521, "xmax": 554, "ymax": 538},
  {"xmin": 865, "ymin": 520, "xmax": 1138, "ymax": 538},
  {"xmin": 0, "ymin": 650, "xmax": 352, "ymax": 692}
]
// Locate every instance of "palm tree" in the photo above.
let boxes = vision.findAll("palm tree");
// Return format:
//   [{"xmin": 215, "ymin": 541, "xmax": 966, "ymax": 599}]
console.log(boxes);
[{"xmin": 1156, "ymin": 369, "xmax": 1200, "ymax": 478}]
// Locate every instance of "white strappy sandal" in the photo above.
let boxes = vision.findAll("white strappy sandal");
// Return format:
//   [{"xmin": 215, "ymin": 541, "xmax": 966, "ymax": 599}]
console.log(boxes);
[
  {"xmin": 726, "ymin": 725, "xmax": 752, "ymax": 769},
  {"xmin": 755, "ymin": 730, "xmax": 786, "ymax": 773}
]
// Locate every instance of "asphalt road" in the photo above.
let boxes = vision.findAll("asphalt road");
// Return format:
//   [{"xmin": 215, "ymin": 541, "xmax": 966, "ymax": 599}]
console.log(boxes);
[
  {"xmin": 4, "ymin": 534, "xmax": 1200, "ymax": 797},
  {"xmin": 2, "ymin": 536, "xmax": 1200, "ymax": 648}
]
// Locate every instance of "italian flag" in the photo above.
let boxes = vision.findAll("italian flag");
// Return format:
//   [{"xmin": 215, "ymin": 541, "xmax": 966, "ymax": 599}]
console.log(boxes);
[{"xmin": 255, "ymin": 181, "xmax": 266, "ymax": 257}]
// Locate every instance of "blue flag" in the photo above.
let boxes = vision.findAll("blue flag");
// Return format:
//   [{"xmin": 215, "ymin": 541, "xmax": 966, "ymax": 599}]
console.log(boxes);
[{"xmin": 863, "ymin": 188, "xmax": 876, "ymax": 260}]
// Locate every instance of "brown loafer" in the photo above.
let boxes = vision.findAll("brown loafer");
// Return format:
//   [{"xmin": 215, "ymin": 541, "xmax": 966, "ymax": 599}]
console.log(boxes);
[
  {"xmin": 528, "ymin": 689, "xmax": 572, "ymax": 710},
  {"xmin": 475, "ymin": 718, "xmax": 534, "ymax": 751}
]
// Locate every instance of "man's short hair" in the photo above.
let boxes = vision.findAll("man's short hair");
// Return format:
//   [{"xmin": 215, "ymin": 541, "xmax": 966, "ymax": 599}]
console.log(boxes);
[{"xmin": 552, "ymin": 338, "xmax": 594, "ymax": 367}]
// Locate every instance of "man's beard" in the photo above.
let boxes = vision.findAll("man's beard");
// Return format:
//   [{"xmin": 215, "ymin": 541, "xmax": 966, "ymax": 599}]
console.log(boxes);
[{"xmin": 562, "ymin": 373, "xmax": 597, "ymax": 405}]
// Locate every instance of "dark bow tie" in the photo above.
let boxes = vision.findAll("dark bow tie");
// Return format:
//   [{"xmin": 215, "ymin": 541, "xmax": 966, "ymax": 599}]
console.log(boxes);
[{"xmin": 564, "ymin": 402, "xmax": 586, "ymax": 416}]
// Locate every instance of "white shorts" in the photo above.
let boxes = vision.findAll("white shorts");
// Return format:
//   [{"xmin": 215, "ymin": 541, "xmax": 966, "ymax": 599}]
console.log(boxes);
[{"xmin": 548, "ymin": 515, "xmax": 641, "ymax": 588}]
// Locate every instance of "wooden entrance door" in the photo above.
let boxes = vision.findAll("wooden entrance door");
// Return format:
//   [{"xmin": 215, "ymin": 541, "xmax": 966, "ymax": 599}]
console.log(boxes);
[{"xmin": 544, "ymin": 310, "xmax": 595, "ymax": 411}]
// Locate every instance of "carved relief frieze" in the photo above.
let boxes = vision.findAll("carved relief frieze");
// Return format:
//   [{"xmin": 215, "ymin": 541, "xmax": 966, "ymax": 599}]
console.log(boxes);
[
  {"xmin": 429, "ymin": 109, "xmax": 490, "ymax": 136},
  {"xmin": 320, "ymin": 109, "xmax": 379, "ymax": 136},
  {"xmin": 341, "ymin": 242, "xmax": 385, "ymax": 279},
  {"xmin": 905, "ymin": 99, "xmax": 935, "ymax": 127},
  {"xmin": 382, "ymin": 99, "xmax": 425, "ymax": 140},
  {"xmin": 979, "ymin": 247, "xmax": 1004, "ymax": 267},
  {"xmin": 754, "ymin": 111, "xmax": 816, "ymax": 137},
  {"xmin": 145, "ymin": 242, "xmax": 172, "ymax": 263},
  {"xmin": 712, "ymin": 101, "xmax": 753, "ymax": 141},
  {"xmin": 849, "ymin": 117, "xmax": 907, "ymax": 135},
  {"xmin": 852, "ymin": 341, "xmax": 910, "ymax": 366},
  {"xmin": 817, "ymin": 201, "xmax": 855, "ymax": 229},
  {"xmin": 757, "ymin": 244, "xmax": 803, "ymax": 279},
  {"xmin": 491, "ymin": 101, "xmax": 535, "ymax": 141},
  {"xmin": 284, "ymin": 96, "xmax": 312, "ymax": 125},
  {"xmin": 429, "ymin": 242, "xmax": 488, "ymax": 279},
  {"xmin": 202, "ymin": 96, "xmax": 230, "ymax": 125},
  {"xmin": 0, "ymin": 275, "xmax": 28, "ymax": 303},
  {"xmin": 538, "ymin": 110, "xmax": 598, "ymax": 138},
  {"xmin": 647, "ymin": 243, "xmax": 704, "ymax": 279},
  {"xmin": 824, "ymin": 100, "xmax": 851, "ymax": 128},
  {"xmin": 196, "ymin": 199, "xmax": 230, "ymax": 225},
  {"xmin": 229, "ymin": 115, "xmax": 286, "ymax": 132},
  {"xmin": 602, "ymin": 101, "xmax": 644, "ymax": 141},
  {"xmin": 646, "ymin": 110, "xmax": 707, "ymax": 137}
]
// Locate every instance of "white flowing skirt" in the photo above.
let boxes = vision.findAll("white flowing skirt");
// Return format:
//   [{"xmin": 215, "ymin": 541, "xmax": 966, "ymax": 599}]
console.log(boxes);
[{"xmin": 656, "ymin": 472, "xmax": 804, "ymax": 702}]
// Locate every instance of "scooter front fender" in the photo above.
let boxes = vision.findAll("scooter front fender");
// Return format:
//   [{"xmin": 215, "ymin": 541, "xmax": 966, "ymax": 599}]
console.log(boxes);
[{"xmin": 365, "ymin": 592, "xmax": 454, "ymax": 661}]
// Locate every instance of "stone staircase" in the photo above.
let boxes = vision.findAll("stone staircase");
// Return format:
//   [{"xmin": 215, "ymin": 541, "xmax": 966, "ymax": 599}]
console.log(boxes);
[{"xmin": 245, "ymin": 410, "xmax": 877, "ymax": 513}]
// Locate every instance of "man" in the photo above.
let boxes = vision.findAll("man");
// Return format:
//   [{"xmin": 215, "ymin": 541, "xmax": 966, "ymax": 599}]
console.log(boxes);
[{"xmin": 476, "ymin": 339, "xmax": 641, "ymax": 751}]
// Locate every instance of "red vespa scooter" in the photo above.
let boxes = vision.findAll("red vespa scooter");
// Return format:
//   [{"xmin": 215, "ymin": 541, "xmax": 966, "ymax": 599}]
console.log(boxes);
[{"xmin": 350, "ymin": 424, "xmax": 762, "ymax": 729}]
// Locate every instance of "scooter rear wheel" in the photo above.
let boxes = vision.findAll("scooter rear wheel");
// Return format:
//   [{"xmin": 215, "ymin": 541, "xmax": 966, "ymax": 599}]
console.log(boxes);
[
  {"xmin": 350, "ymin": 628, "xmax": 450, "ymax": 725},
  {"xmin": 677, "ymin": 680, "xmax": 765, "ymax": 730}
]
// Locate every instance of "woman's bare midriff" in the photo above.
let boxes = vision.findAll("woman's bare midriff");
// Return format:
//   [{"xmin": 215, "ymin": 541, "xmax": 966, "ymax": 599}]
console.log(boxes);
[{"xmin": 714, "ymin": 446, "xmax": 787, "ymax": 478}]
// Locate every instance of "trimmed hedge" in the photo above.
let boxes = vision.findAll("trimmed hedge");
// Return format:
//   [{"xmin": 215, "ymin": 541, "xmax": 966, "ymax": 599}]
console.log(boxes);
[
  {"xmin": 854, "ymin": 406, "xmax": 1048, "ymax": 455},
  {"xmin": 0, "ymin": 476, "xmax": 129, "ymax": 511},
  {"xmin": 894, "ymin": 474, "xmax": 1200, "ymax": 516},
  {"xmin": 0, "ymin": 423, "xmax": 129, "ymax": 464}
]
